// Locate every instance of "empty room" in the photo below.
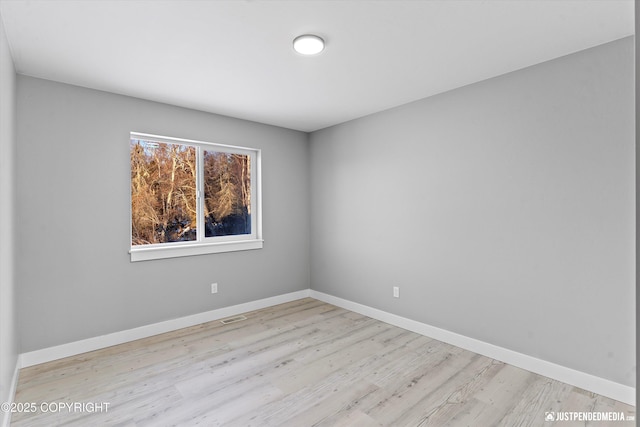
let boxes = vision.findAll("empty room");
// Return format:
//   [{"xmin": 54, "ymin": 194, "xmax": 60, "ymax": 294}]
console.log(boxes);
[{"xmin": 0, "ymin": 1, "xmax": 636, "ymax": 426}]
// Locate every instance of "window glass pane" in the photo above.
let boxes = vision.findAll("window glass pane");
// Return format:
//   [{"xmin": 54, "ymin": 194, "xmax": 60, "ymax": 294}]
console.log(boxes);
[
  {"xmin": 130, "ymin": 139, "xmax": 197, "ymax": 245},
  {"xmin": 203, "ymin": 151, "xmax": 251, "ymax": 237}
]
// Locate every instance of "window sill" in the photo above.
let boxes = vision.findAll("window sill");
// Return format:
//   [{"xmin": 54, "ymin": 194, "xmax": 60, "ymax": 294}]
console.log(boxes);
[{"xmin": 130, "ymin": 239, "xmax": 264, "ymax": 262}]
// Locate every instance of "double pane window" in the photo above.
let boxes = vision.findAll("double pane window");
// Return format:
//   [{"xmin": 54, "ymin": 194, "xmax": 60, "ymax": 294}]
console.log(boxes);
[{"xmin": 129, "ymin": 133, "xmax": 261, "ymax": 261}]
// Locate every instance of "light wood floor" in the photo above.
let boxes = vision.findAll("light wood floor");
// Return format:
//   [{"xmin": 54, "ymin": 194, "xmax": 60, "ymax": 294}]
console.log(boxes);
[{"xmin": 11, "ymin": 298, "xmax": 635, "ymax": 426}]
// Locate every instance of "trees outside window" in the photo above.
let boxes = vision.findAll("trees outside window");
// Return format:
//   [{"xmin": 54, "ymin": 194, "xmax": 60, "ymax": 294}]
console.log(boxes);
[
  {"xmin": 130, "ymin": 140, "xmax": 197, "ymax": 245},
  {"xmin": 203, "ymin": 151, "xmax": 251, "ymax": 238},
  {"xmin": 129, "ymin": 133, "xmax": 261, "ymax": 261}
]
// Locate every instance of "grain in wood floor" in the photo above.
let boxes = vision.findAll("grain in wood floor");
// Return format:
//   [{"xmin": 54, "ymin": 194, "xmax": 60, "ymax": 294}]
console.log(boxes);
[{"xmin": 10, "ymin": 298, "xmax": 636, "ymax": 426}]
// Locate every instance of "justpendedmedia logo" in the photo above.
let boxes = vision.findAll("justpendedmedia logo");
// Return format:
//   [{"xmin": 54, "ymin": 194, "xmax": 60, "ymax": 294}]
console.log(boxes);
[{"xmin": 544, "ymin": 411, "xmax": 634, "ymax": 422}]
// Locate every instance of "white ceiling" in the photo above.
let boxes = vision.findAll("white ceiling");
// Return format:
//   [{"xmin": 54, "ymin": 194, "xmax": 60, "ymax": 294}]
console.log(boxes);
[{"xmin": 0, "ymin": 0, "xmax": 634, "ymax": 132}]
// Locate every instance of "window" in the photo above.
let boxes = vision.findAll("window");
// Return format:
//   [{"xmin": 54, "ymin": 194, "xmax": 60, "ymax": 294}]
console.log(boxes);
[{"xmin": 129, "ymin": 132, "xmax": 262, "ymax": 261}]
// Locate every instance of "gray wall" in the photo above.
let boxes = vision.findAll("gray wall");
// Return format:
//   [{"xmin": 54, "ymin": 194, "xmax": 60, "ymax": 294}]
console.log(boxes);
[
  {"xmin": 16, "ymin": 76, "xmax": 310, "ymax": 352},
  {"xmin": 0, "ymin": 11, "xmax": 17, "ymax": 414},
  {"xmin": 309, "ymin": 37, "xmax": 635, "ymax": 387}
]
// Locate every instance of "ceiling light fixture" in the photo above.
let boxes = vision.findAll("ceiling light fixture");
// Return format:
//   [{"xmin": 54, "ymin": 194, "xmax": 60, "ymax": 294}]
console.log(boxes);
[{"xmin": 293, "ymin": 34, "xmax": 325, "ymax": 55}]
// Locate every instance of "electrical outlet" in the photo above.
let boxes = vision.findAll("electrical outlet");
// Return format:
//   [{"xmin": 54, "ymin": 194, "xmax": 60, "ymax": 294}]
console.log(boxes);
[
  {"xmin": 211, "ymin": 283, "xmax": 218, "ymax": 294},
  {"xmin": 393, "ymin": 286, "xmax": 399, "ymax": 298}
]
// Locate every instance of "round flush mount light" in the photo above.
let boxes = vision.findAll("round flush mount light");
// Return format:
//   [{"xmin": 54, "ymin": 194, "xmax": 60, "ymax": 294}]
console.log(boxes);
[{"xmin": 293, "ymin": 34, "xmax": 325, "ymax": 55}]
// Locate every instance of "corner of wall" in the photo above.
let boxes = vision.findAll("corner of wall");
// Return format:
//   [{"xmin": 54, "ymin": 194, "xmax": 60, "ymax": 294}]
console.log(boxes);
[
  {"xmin": 0, "ymin": 8, "xmax": 19, "ymax": 423},
  {"xmin": 634, "ymin": 0, "xmax": 639, "ymax": 410}
]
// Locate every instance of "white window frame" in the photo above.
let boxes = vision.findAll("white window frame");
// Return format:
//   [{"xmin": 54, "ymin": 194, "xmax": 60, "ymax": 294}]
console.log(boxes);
[{"xmin": 129, "ymin": 132, "xmax": 263, "ymax": 262}]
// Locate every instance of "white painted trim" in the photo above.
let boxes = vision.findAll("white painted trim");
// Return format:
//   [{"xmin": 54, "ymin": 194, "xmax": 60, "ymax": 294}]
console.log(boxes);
[
  {"xmin": 309, "ymin": 290, "xmax": 636, "ymax": 406},
  {"xmin": 130, "ymin": 239, "xmax": 263, "ymax": 262},
  {"xmin": 1, "ymin": 359, "xmax": 20, "ymax": 427},
  {"xmin": 20, "ymin": 289, "xmax": 310, "ymax": 368},
  {"xmin": 15, "ymin": 288, "xmax": 634, "ymax": 407}
]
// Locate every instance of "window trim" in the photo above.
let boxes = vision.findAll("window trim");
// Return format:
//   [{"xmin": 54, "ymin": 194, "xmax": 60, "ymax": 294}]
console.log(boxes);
[{"xmin": 129, "ymin": 132, "xmax": 263, "ymax": 262}]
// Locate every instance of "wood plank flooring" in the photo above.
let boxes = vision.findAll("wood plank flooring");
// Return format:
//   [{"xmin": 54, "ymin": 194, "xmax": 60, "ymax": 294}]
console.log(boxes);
[{"xmin": 10, "ymin": 298, "xmax": 635, "ymax": 426}]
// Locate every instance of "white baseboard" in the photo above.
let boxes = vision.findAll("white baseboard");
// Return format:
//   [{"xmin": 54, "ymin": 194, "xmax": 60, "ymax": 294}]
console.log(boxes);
[
  {"xmin": 20, "ymin": 289, "xmax": 311, "ymax": 368},
  {"xmin": 15, "ymin": 288, "xmax": 634, "ymax": 407},
  {"xmin": 1, "ymin": 358, "xmax": 20, "ymax": 427},
  {"xmin": 309, "ymin": 290, "xmax": 635, "ymax": 407}
]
